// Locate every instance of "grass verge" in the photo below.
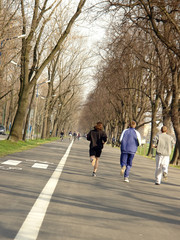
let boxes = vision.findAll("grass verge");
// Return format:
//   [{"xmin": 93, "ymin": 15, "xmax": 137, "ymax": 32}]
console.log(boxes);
[
  {"xmin": 0, "ymin": 138, "xmax": 59, "ymax": 157},
  {"xmin": 137, "ymin": 144, "xmax": 180, "ymax": 169},
  {"xmin": 109, "ymin": 144, "xmax": 180, "ymax": 169}
]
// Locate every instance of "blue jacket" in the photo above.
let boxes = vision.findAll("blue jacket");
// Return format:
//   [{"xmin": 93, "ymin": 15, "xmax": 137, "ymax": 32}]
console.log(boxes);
[{"xmin": 120, "ymin": 128, "xmax": 141, "ymax": 154}]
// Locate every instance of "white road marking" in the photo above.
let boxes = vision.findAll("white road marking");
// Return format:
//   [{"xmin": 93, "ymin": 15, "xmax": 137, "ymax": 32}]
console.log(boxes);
[
  {"xmin": 32, "ymin": 163, "xmax": 48, "ymax": 169},
  {"xmin": 0, "ymin": 159, "xmax": 55, "ymax": 171},
  {"xmin": 8, "ymin": 157, "xmax": 55, "ymax": 165},
  {"xmin": 0, "ymin": 166, "xmax": 22, "ymax": 171},
  {"xmin": 1, "ymin": 160, "xmax": 22, "ymax": 166},
  {"xmin": 25, "ymin": 159, "xmax": 55, "ymax": 165},
  {"xmin": 14, "ymin": 140, "xmax": 74, "ymax": 240}
]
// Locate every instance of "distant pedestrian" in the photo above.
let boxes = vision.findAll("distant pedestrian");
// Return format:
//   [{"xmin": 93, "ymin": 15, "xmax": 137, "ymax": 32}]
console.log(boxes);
[
  {"xmin": 73, "ymin": 131, "xmax": 77, "ymax": 141},
  {"xmin": 77, "ymin": 132, "xmax": 81, "ymax": 140},
  {"xmin": 68, "ymin": 131, "xmax": 72, "ymax": 141},
  {"xmin": 87, "ymin": 122, "xmax": 107, "ymax": 177},
  {"xmin": 60, "ymin": 130, "xmax": 64, "ymax": 141},
  {"xmin": 119, "ymin": 120, "xmax": 141, "ymax": 182},
  {"xmin": 153, "ymin": 126, "xmax": 175, "ymax": 185},
  {"xmin": 112, "ymin": 137, "xmax": 116, "ymax": 147}
]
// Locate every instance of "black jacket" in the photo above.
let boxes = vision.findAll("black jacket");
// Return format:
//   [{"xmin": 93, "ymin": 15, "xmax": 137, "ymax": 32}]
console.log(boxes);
[{"xmin": 87, "ymin": 128, "xmax": 107, "ymax": 149}]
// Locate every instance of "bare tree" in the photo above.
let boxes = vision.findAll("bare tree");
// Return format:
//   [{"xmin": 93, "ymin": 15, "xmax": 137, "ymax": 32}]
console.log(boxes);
[
  {"xmin": 7, "ymin": 0, "xmax": 87, "ymax": 141},
  {"xmin": 0, "ymin": 0, "xmax": 22, "ymax": 128},
  {"xmin": 101, "ymin": 0, "xmax": 180, "ymax": 152}
]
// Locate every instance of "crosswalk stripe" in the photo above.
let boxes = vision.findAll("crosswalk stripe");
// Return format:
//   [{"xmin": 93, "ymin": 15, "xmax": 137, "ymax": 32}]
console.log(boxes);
[
  {"xmin": 1, "ymin": 160, "xmax": 22, "ymax": 166},
  {"xmin": 32, "ymin": 163, "xmax": 48, "ymax": 169}
]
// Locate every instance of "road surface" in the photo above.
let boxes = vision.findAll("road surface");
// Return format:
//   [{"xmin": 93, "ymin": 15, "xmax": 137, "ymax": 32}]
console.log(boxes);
[{"xmin": 0, "ymin": 138, "xmax": 179, "ymax": 240}]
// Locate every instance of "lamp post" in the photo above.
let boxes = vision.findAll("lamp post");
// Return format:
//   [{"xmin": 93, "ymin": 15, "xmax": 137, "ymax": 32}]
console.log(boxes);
[
  {"xmin": 32, "ymin": 80, "xmax": 50, "ymax": 139},
  {"xmin": 0, "ymin": 34, "xmax": 26, "ymax": 57},
  {"xmin": 0, "ymin": 34, "xmax": 26, "ymax": 44},
  {"xmin": 0, "ymin": 34, "xmax": 26, "ymax": 127},
  {"xmin": 10, "ymin": 60, "xmax": 21, "ymax": 67}
]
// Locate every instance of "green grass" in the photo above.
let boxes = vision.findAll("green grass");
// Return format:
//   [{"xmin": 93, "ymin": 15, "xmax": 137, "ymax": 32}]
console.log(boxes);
[
  {"xmin": 0, "ymin": 137, "xmax": 59, "ymax": 157},
  {"xmin": 137, "ymin": 144, "xmax": 150, "ymax": 156},
  {"xmin": 137, "ymin": 144, "xmax": 175, "ymax": 159},
  {"xmin": 109, "ymin": 143, "xmax": 179, "ymax": 169},
  {"xmin": 137, "ymin": 144, "xmax": 180, "ymax": 169}
]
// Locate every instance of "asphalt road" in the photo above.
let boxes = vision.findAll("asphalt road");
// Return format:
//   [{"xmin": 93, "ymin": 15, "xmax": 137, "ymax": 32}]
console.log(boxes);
[{"xmin": 0, "ymin": 138, "xmax": 179, "ymax": 240}]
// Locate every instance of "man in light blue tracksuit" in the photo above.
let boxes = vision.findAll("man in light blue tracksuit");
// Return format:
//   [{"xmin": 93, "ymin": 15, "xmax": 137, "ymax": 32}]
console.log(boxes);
[{"xmin": 120, "ymin": 120, "xmax": 141, "ymax": 182}]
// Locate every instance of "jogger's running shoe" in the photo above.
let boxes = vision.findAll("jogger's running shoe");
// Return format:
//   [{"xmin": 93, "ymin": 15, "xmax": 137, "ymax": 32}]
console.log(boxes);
[
  {"xmin": 124, "ymin": 177, "xmax": 129, "ymax": 183},
  {"xmin": 120, "ymin": 165, "xmax": 126, "ymax": 176},
  {"xmin": 92, "ymin": 172, "xmax": 96, "ymax": 177},
  {"xmin": 163, "ymin": 172, "xmax": 168, "ymax": 181}
]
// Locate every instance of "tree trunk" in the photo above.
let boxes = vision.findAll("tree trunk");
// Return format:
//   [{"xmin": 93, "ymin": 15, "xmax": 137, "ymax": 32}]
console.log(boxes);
[
  {"xmin": 41, "ymin": 106, "xmax": 48, "ymax": 139},
  {"xmin": 23, "ymin": 85, "xmax": 36, "ymax": 140},
  {"xmin": 51, "ymin": 118, "xmax": 58, "ymax": 137},
  {"xmin": 147, "ymin": 98, "xmax": 160, "ymax": 156},
  {"xmin": 170, "ymin": 143, "xmax": 179, "ymax": 165},
  {"xmin": 46, "ymin": 108, "xmax": 53, "ymax": 138},
  {"xmin": 8, "ymin": 0, "xmax": 87, "ymax": 142},
  {"xmin": 170, "ymin": 63, "xmax": 180, "ymax": 158},
  {"xmin": 8, "ymin": 87, "xmax": 30, "ymax": 141},
  {"xmin": 41, "ymin": 92, "xmax": 52, "ymax": 139},
  {"xmin": 171, "ymin": 94, "xmax": 180, "ymax": 156}
]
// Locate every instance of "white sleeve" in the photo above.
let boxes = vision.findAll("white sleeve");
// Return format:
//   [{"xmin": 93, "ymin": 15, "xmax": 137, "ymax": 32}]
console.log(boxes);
[
  {"xmin": 135, "ymin": 130, "xmax": 141, "ymax": 146},
  {"xmin": 120, "ymin": 130, "xmax": 126, "ymax": 142}
]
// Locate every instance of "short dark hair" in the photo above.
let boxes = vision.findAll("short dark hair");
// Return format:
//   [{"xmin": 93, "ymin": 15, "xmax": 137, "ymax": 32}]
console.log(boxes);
[
  {"xmin": 129, "ymin": 120, "xmax": 136, "ymax": 128},
  {"xmin": 161, "ymin": 126, "xmax": 167, "ymax": 133},
  {"xmin": 95, "ymin": 122, "xmax": 103, "ymax": 130}
]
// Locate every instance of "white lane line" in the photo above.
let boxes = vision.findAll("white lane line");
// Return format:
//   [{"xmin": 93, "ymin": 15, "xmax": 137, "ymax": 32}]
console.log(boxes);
[
  {"xmin": 14, "ymin": 140, "xmax": 73, "ymax": 240},
  {"xmin": 32, "ymin": 163, "xmax": 48, "ymax": 169},
  {"xmin": 2, "ymin": 160, "xmax": 22, "ymax": 166}
]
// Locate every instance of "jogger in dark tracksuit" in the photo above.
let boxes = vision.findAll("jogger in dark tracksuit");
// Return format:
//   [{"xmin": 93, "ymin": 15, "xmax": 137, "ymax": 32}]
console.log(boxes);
[
  {"xmin": 87, "ymin": 122, "xmax": 107, "ymax": 177},
  {"xmin": 119, "ymin": 120, "xmax": 141, "ymax": 182}
]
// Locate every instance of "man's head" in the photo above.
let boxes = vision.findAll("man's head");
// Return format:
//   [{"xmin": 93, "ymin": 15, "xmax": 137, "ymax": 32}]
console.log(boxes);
[
  {"xmin": 161, "ymin": 126, "xmax": 167, "ymax": 133},
  {"xmin": 129, "ymin": 120, "xmax": 136, "ymax": 128},
  {"xmin": 95, "ymin": 121, "xmax": 103, "ymax": 130}
]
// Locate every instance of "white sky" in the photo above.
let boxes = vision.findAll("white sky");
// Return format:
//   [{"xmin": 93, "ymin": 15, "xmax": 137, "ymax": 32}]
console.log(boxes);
[{"xmin": 72, "ymin": 1, "xmax": 109, "ymax": 97}]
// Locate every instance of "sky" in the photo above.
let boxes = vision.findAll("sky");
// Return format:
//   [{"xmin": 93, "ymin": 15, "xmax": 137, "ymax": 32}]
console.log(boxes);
[{"xmin": 72, "ymin": 1, "xmax": 109, "ymax": 97}]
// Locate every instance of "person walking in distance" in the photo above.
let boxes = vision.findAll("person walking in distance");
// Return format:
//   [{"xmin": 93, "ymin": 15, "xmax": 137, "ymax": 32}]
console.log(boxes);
[
  {"xmin": 73, "ymin": 131, "xmax": 77, "ymax": 141},
  {"xmin": 60, "ymin": 130, "xmax": 64, "ymax": 141},
  {"xmin": 153, "ymin": 126, "xmax": 175, "ymax": 185},
  {"xmin": 68, "ymin": 131, "xmax": 72, "ymax": 141},
  {"xmin": 119, "ymin": 120, "xmax": 141, "ymax": 183},
  {"xmin": 87, "ymin": 122, "xmax": 107, "ymax": 177}
]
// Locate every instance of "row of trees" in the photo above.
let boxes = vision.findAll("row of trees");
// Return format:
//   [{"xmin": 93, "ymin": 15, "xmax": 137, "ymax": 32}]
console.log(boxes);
[
  {"xmin": 0, "ymin": 0, "xmax": 88, "ymax": 140},
  {"xmin": 0, "ymin": 1, "xmax": 179, "ymax": 164},
  {"xmin": 79, "ymin": 0, "xmax": 180, "ymax": 164}
]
